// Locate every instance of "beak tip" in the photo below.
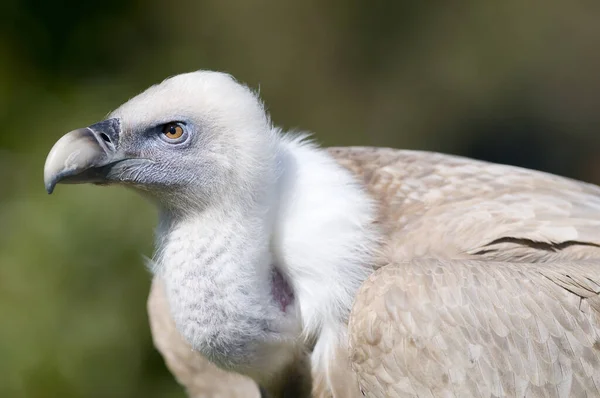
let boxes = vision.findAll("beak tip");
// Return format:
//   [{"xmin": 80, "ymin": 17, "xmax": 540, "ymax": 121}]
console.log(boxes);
[
  {"xmin": 44, "ymin": 175, "xmax": 56, "ymax": 194},
  {"xmin": 43, "ymin": 163, "xmax": 57, "ymax": 194}
]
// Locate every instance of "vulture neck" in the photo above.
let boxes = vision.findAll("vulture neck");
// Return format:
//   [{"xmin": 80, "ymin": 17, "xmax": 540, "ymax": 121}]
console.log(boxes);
[{"xmin": 153, "ymin": 135, "xmax": 380, "ymax": 395}]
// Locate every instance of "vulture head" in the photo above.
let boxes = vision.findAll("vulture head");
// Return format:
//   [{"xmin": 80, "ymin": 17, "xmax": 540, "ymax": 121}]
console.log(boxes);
[
  {"xmin": 44, "ymin": 71, "xmax": 379, "ymax": 394},
  {"xmin": 44, "ymin": 71, "xmax": 278, "ymax": 210}
]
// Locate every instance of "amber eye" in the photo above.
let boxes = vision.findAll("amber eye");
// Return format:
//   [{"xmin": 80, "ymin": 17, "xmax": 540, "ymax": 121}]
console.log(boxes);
[{"xmin": 162, "ymin": 123, "xmax": 184, "ymax": 140}]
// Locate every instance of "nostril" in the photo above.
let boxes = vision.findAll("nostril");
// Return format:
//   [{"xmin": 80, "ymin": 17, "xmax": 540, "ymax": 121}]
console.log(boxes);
[{"xmin": 100, "ymin": 133, "xmax": 111, "ymax": 144}]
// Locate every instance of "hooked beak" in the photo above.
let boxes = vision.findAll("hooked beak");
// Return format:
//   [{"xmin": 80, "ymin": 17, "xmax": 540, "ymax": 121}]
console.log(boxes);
[{"xmin": 44, "ymin": 118, "xmax": 124, "ymax": 194}]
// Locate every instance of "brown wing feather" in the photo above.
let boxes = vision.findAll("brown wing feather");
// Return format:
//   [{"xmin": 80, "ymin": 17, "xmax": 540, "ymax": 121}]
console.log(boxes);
[{"xmin": 349, "ymin": 259, "xmax": 600, "ymax": 397}]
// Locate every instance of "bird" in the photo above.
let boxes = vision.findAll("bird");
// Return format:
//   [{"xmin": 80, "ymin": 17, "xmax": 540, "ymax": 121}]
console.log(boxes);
[{"xmin": 43, "ymin": 71, "xmax": 600, "ymax": 398}]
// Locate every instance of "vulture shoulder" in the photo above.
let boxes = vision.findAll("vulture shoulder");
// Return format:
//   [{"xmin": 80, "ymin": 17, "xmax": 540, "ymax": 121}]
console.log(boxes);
[
  {"xmin": 331, "ymin": 147, "xmax": 600, "ymax": 397},
  {"xmin": 328, "ymin": 147, "xmax": 600, "ymax": 262}
]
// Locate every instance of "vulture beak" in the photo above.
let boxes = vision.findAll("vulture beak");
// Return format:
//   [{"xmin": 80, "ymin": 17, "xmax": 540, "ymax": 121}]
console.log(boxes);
[{"xmin": 44, "ymin": 118, "xmax": 124, "ymax": 194}]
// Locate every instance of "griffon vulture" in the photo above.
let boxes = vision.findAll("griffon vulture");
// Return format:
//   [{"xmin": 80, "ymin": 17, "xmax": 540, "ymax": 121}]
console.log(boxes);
[{"xmin": 44, "ymin": 71, "xmax": 600, "ymax": 397}]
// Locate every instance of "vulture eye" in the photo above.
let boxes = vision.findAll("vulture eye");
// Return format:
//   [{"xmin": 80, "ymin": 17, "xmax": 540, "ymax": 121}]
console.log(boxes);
[{"xmin": 161, "ymin": 123, "xmax": 185, "ymax": 141}]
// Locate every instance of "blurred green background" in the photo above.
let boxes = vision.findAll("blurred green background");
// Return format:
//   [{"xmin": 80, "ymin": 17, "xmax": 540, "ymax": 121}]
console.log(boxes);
[{"xmin": 2, "ymin": 1, "xmax": 600, "ymax": 397}]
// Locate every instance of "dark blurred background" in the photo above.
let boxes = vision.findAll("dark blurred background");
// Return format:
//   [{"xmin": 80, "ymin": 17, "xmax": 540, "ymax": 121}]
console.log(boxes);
[{"xmin": 2, "ymin": 1, "xmax": 600, "ymax": 397}]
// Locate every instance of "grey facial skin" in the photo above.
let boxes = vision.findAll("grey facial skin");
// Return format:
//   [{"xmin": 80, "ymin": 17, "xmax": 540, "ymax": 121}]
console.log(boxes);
[{"xmin": 44, "ymin": 118, "xmax": 148, "ymax": 194}]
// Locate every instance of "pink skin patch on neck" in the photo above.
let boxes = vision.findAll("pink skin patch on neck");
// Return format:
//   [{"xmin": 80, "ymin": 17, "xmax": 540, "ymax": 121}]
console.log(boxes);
[{"xmin": 271, "ymin": 267, "xmax": 294, "ymax": 312}]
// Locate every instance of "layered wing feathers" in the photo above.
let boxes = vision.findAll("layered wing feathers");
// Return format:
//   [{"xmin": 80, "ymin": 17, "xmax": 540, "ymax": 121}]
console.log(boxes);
[
  {"xmin": 335, "ymin": 147, "xmax": 600, "ymax": 397},
  {"xmin": 349, "ymin": 259, "xmax": 600, "ymax": 397}
]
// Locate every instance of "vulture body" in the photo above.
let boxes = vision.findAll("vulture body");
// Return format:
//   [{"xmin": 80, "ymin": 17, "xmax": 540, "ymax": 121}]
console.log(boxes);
[{"xmin": 43, "ymin": 71, "xmax": 600, "ymax": 398}]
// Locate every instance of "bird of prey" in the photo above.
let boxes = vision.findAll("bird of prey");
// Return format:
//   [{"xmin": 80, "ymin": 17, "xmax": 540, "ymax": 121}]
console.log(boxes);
[{"xmin": 44, "ymin": 71, "xmax": 600, "ymax": 398}]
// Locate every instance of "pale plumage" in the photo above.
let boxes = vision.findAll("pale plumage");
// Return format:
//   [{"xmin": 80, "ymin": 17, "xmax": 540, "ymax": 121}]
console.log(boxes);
[
  {"xmin": 44, "ymin": 71, "xmax": 600, "ymax": 398},
  {"xmin": 336, "ymin": 147, "xmax": 600, "ymax": 397},
  {"xmin": 149, "ymin": 147, "xmax": 600, "ymax": 397},
  {"xmin": 350, "ymin": 259, "xmax": 600, "ymax": 397}
]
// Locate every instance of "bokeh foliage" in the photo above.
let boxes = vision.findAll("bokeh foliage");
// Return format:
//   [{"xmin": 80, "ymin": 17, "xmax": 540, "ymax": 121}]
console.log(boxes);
[{"xmin": 2, "ymin": 1, "xmax": 600, "ymax": 397}]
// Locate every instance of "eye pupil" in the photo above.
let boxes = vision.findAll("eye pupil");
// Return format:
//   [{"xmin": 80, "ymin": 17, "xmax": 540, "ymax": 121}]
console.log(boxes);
[{"xmin": 162, "ymin": 123, "xmax": 184, "ymax": 140}]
